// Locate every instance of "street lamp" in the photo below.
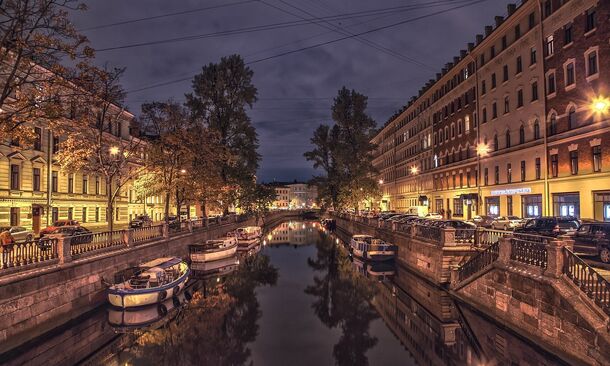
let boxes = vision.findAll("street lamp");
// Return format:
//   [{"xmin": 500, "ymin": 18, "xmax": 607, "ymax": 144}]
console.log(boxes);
[
  {"xmin": 109, "ymin": 146, "xmax": 119, "ymax": 155},
  {"xmin": 591, "ymin": 96, "xmax": 610, "ymax": 115},
  {"xmin": 475, "ymin": 142, "xmax": 490, "ymax": 157},
  {"xmin": 378, "ymin": 179, "xmax": 384, "ymax": 185},
  {"xmin": 410, "ymin": 166, "xmax": 419, "ymax": 175},
  {"xmin": 180, "ymin": 169, "xmax": 187, "ymax": 174}
]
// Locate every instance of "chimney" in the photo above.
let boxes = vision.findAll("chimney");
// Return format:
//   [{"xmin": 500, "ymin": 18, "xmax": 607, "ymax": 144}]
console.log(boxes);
[
  {"xmin": 507, "ymin": 3, "xmax": 516, "ymax": 16},
  {"xmin": 453, "ymin": 56, "xmax": 460, "ymax": 64},
  {"xmin": 441, "ymin": 67, "xmax": 447, "ymax": 75},
  {"xmin": 460, "ymin": 49, "xmax": 467, "ymax": 58},
  {"xmin": 436, "ymin": 73, "xmax": 442, "ymax": 80},
  {"xmin": 495, "ymin": 16, "xmax": 504, "ymax": 27},
  {"xmin": 476, "ymin": 34, "xmax": 484, "ymax": 44},
  {"xmin": 468, "ymin": 42, "xmax": 475, "ymax": 51},
  {"xmin": 485, "ymin": 26, "xmax": 493, "ymax": 36}
]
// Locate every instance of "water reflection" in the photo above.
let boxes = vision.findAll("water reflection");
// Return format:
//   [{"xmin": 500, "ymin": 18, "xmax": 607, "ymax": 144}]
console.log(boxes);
[{"xmin": 265, "ymin": 221, "xmax": 319, "ymax": 246}]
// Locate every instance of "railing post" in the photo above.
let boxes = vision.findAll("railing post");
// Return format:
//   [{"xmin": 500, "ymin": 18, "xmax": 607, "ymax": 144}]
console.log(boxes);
[
  {"xmin": 545, "ymin": 238, "xmax": 567, "ymax": 278},
  {"xmin": 450, "ymin": 266, "xmax": 460, "ymax": 288},
  {"xmin": 475, "ymin": 227, "xmax": 484, "ymax": 247},
  {"xmin": 442, "ymin": 227, "xmax": 456, "ymax": 246},
  {"xmin": 392, "ymin": 222, "xmax": 397, "ymax": 231},
  {"xmin": 57, "ymin": 235, "xmax": 72, "ymax": 265},
  {"xmin": 188, "ymin": 220, "xmax": 193, "ymax": 233},
  {"xmin": 410, "ymin": 224, "xmax": 417, "ymax": 238},
  {"xmin": 123, "ymin": 229, "xmax": 134, "ymax": 247},
  {"xmin": 498, "ymin": 234, "xmax": 512, "ymax": 264},
  {"xmin": 162, "ymin": 223, "xmax": 169, "ymax": 239}
]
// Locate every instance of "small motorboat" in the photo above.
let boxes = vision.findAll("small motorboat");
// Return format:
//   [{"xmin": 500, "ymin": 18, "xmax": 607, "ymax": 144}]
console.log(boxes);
[
  {"xmin": 234, "ymin": 226, "xmax": 262, "ymax": 240},
  {"xmin": 191, "ymin": 256, "xmax": 239, "ymax": 279},
  {"xmin": 189, "ymin": 236, "xmax": 238, "ymax": 263},
  {"xmin": 108, "ymin": 292, "xmax": 188, "ymax": 332},
  {"xmin": 107, "ymin": 257, "xmax": 190, "ymax": 309},
  {"xmin": 349, "ymin": 235, "xmax": 397, "ymax": 262},
  {"xmin": 237, "ymin": 237, "xmax": 260, "ymax": 251}
]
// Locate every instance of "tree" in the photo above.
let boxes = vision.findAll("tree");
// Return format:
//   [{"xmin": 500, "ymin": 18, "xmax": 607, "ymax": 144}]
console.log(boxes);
[
  {"xmin": 55, "ymin": 66, "xmax": 142, "ymax": 231},
  {"xmin": 186, "ymin": 54, "xmax": 260, "ymax": 214},
  {"xmin": 305, "ymin": 87, "xmax": 379, "ymax": 212},
  {"xmin": 238, "ymin": 184, "xmax": 277, "ymax": 225},
  {"xmin": 0, "ymin": 0, "xmax": 93, "ymax": 143}
]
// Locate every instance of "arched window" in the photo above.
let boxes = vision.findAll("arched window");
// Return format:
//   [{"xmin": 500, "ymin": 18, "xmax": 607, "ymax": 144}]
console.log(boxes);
[
  {"xmin": 534, "ymin": 120, "xmax": 540, "ymax": 139},
  {"xmin": 568, "ymin": 107, "xmax": 576, "ymax": 130},
  {"xmin": 493, "ymin": 134, "xmax": 499, "ymax": 151},
  {"xmin": 519, "ymin": 125, "xmax": 525, "ymax": 144},
  {"xmin": 506, "ymin": 130, "xmax": 511, "ymax": 148},
  {"xmin": 549, "ymin": 113, "xmax": 557, "ymax": 135}
]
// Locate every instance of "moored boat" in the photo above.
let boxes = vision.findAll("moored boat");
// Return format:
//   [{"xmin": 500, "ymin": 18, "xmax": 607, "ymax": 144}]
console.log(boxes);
[
  {"xmin": 191, "ymin": 256, "xmax": 239, "ymax": 279},
  {"xmin": 237, "ymin": 237, "xmax": 260, "ymax": 250},
  {"xmin": 107, "ymin": 257, "xmax": 190, "ymax": 309},
  {"xmin": 234, "ymin": 226, "xmax": 262, "ymax": 240},
  {"xmin": 349, "ymin": 235, "xmax": 397, "ymax": 262},
  {"xmin": 189, "ymin": 236, "xmax": 238, "ymax": 263},
  {"xmin": 108, "ymin": 292, "xmax": 188, "ymax": 332}
]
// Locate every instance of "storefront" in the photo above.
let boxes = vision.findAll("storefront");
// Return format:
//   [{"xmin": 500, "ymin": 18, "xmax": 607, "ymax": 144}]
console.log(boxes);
[
  {"xmin": 435, "ymin": 198, "xmax": 443, "ymax": 213},
  {"xmin": 593, "ymin": 191, "xmax": 610, "ymax": 221},
  {"xmin": 485, "ymin": 197, "xmax": 500, "ymax": 217},
  {"xmin": 521, "ymin": 194, "xmax": 542, "ymax": 218},
  {"xmin": 552, "ymin": 192, "xmax": 580, "ymax": 218}
]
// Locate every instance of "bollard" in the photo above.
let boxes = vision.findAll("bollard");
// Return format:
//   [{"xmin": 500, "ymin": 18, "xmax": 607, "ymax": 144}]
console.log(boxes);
[
  {"xmin": 122, "ymin": 229, "xmax": 134, "ymax": 247},
  {"xmin": 56, "ymin": 235, "xmax": 72, "ymax": 265},
  {"xmin": 188, "ymin": 221, "xmax": 193, "ymax": 233},
  {"xmin": 545, "ymin": 238, "xmax": 566, "ymax": 278}
]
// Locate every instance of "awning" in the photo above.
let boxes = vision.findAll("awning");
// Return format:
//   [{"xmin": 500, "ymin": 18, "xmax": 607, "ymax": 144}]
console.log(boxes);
[
  {"xmin": 418, "ymin": 195, "xmax": 428, "ymax": 203},
  {"xmin": 460, "ymin": 193, "xmax": 479, "ymax": 200}
]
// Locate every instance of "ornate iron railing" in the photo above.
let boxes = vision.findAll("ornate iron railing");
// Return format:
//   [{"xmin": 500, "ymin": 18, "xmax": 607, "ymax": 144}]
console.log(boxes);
[
  {"xmin": 456, "ymin": 242, "xmax": 499, "ymax": 283},
  {"xmin": 510, "ymin": 237, "xmax": 548, "ymax": 268},
  {"xmin": 564, "ymin": 248, "xmax": 610, "ymax": 316},
  {"xmin": 1, "ymin": 238, "xmax": 58, "ymax": 269},
  {"xmin": 71, "ymin": 230, "xmax": 125, "ymax": 256},
  {"xmin": 476, "ymin": 229, "xmax": 507, "ymax": 247},
  {"xmin": 415, "ymin": 224, "xmax": 442, "ymax": 243},
  {"xmin": 455, "ymin": 229, "xmax": 476, "ymax": 244},
  {"xmin": 133, "ymin": 225, "xmax": 164, "ymax": 243}
]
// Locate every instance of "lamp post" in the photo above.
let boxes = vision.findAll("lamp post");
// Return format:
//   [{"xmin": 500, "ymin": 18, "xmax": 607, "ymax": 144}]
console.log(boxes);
[
  {"xmin": 475, "ymin": 142, "xmax": 490, "ymax": 217},
  {"xmin": 411, "ymin": 165, "xmax": 420, "ymax": 210}
]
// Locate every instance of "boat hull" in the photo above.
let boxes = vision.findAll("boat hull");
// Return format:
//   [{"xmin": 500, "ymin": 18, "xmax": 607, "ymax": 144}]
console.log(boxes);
[
  {"xmin": 190, "ymin": 245, "xmax": 237, "ymax": 262},
  {"xmin": 108, "ymin": 270, "xmax": 190, "ymax": 309}
]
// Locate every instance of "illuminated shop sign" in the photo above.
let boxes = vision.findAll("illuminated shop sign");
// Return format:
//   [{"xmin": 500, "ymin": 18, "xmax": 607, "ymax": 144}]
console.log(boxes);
[{"xmin": 491, "ymin": 187, "xmax": 532, "ymax": 196}]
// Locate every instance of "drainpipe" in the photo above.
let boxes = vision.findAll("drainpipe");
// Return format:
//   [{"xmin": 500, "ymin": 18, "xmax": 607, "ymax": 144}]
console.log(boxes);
[
  {"xmin": 537, "ymin": 0, "xmax": 551, "ymax": 216},
  {"xmin": 467, "ymin": 50, "xmax": 482, "ymax": 217},
  {"xmin": 46, "ymin": 130, "xmax": 52, "ymax": 227}
]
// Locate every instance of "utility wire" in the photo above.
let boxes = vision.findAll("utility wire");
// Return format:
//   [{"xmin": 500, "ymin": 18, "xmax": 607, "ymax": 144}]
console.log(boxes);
[
  {"xmin": 96, "ymin": 0, "xmax": 477, "ymax": 52},
  {"xmin": 80, "ymin": 0, "xmax": 258, "ymax": 31},
  {"xmin": 127, "ymin": 0, "xmax": 487, "ymax": 93}
]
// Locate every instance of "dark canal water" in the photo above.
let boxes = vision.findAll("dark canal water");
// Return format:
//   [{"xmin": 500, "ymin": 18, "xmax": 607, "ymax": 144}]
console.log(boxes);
[{"xmin": 1, "ymin": 220, "xmax": 570, "ymax": 366}]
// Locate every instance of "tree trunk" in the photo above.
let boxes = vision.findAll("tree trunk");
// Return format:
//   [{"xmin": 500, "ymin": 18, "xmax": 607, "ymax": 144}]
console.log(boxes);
[
  {"xmin": 106, "ymin": 180, "xmax": 114, "ymax": 231},
  {"xmin": 164, "ymin": 192, "xmax": 171, "ymax": 223}
]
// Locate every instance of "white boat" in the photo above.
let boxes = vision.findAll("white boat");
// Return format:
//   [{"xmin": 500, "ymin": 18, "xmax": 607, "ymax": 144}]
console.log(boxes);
[
  {"xmin": 349, "ymin": 235, "xmax": 397, "ymax": 262},
  {"xmin": 237, "ymin": 237, "xmax": 260, "ymax": 250},
  {"xmin": 191, "ymin": 256, "xmax": 239, "ymax": 279},
  {"xmin": 107, "ymin": 257, "xmax": 190, "ymax": 309},
  {"xmin": 189, "ymin": 236, "xmax": 238, "ymax": 262},
  {"xmin": 108, "ymin": 292, "xmax": 187, "ymax": 331},
  {"xmin": 234, "ymin": 226, "xmax": 262, "ymax": 240}
]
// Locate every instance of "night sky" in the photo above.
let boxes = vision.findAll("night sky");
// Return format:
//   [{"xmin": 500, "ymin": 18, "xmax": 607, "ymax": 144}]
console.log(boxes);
[{"xmin": 71, "ymin": 0, "xmax": 508, "ymax": 182}]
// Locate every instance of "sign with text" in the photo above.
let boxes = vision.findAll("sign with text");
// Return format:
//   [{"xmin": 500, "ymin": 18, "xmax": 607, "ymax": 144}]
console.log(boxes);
[{"xmin": 490, "ymin": 187, "xmax": 532, "ymax": 196}]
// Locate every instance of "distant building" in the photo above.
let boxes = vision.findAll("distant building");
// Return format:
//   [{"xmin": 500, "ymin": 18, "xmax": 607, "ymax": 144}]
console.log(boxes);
[{"xmin": 268, "ymin": 181, "xmax": 318, "ymax": 209}]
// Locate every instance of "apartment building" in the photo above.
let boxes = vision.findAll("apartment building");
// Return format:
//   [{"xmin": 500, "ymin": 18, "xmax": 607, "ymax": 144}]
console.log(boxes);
[
  {"xmin": 375, "ymin": 0, "xmax": 610, "ymax": 220},
  {"xmin": 270, "ymin": 182, "xmax": 318, "ymax": 209}
]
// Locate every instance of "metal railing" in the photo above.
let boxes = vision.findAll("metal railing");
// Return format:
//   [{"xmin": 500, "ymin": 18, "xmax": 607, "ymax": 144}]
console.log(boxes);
[
  {"xmin": 133, "ymin": 225, "xmax": 164, "ymax": 243},
  {"xmin": 71, "ymin": 230, "xmax": 125, "ymax": 256},
  {"xmin": 455, "ymin": 229, "xmax": 476, "ymax": 244},
  {"xmin": 476, "ymin": 229, "xmax": 507, "ymax": 247},
  {"xmin": 456, "ymin": 242, "xmax": 500, "ymax": 283},
  {"xmin": 415, "ymin": 224, "xmax": 442, "ymax": 243},
  {"xmin": 510, "ymin": 237, "xmax": 548, "ymax": 268},
  {"xmin": 1, "ymin": 238, "xmax": 58, "ymax": 269},
  {"xmin": 564, "ymin": 248, "xmax": 610, "ymax": 316}
]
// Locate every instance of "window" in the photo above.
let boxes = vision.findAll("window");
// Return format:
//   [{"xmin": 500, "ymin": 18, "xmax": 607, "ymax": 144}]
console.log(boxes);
[
  {"xmin": 493, "ymin": 135, "xmax": 498, "ymax": 151},
  {"xmin": 519, "ymin": 126, "xmax": 525, "ymax": 144},
  {"xmin": 549, "ymin": 114, "xmax": 557, "ymax": 135},
  {"xmin": 553, "ymin": 193, "xmax": 580, "ymax": 218},
  {"xmin": 52, "ymin": 207, "xmax": 59, "ymax": 223},
  {"xmin": 593, "ymin": 145, "xmax": 602, "ymax": 172},
  {"xmin": 494, "ymin": 166, "xmax": 500, "ymax": 184},
  {"xmin": 482, "ymin": 108, "xmax": 487, "ymax": 123},
  {"xmin": 52, "ymin": 136, "xmax": 60, "ymax": 153},
  {"xmin": 82, "ymin": 207, "xmax": 87, "ymax": 223},
  {"xmin": 115, "ymin": 207, "xmax": 120, "ymax": 221},
  {"xmin": 33, "ymin": 167, "xmax": 41, "ymax": 191},
  {"xmin": 504, "ymin": 97, "xmax": 510, "ymax": 114},
  {"xmin": 565, "ymin": 62, "xmax": 575, "ymax": 86},
  {"xmin": 68, "ymin": 207, "xmax": 73, "ymax": 220},
  {"xmin": 491, "ymin": 73, "xmax": 497, "ymax": 88},
  {"xmin": 547, "ymin": 73, "xmax": 556, "ymax": 94},
  {"xmin": 52, "ymin": 171, "xmax": 58, "ymax": 192},
  {"xmin": 544, "ymin": 1, "xmax": 552, "ymax": 18},
  {"xmin": 467, "ymin": 171, "xmax": 471, "ymax": 187},
  {"xmin": 523, "ymin": 195, "xmax": 542, "ymax": 218},
  {"xmin": 564, "ymin": 24, "xmax": 573, "ymax": 44},
  {"xmin": 465, "ymin": 115, "xmax": 470, "ymax": 132},
  {"xmin": 10, "ymin": 164, "xmax": 20, "ymax": 190},
  {"xmin": 95, "ymin": 176, "xmax": 100, "ymax": 195},
  {"xmin": 481, "ymin": 80, "xmax": 486, "ymax": 94},
  {"xmin": 585, "ymin": 7, "xmax": 596, "ymax": 32},
  {"xmin": 507, "ymin": 196, "xmax": 513, "ymax": 216},
  {"xmin": 521, "ymin": 160, "xmax": 526, "ymax": 181},
  {"xmin": 492, "ymin": 102, "xmax": 497, "ymax": 119},
  {"xmin": 545, "ymin": 35, "xmax": 554, "ymax": 56},
  {"xmin": 516, "ymin": 56, "xmax": 523, "ymax": 74},
  {"xmin": 517, "ymin": 89, "xmax": 524, "ymax": 108},
  {"xmin": 95, "ymin": 207, "xmax": 100, "ymax": 222},
  {"xmin": 529, "ymin": 12, "xmax": 536, "ymax": 29},
  {"xmin": 531, "ymin": 82, "xmax": 539, "ymax": 101},
  {"xmin": 536, "ymin": 157, "xmax": 541, "ymax": 179},
  {"xmin": 534, "ymin": 120, "xmax": 540, "ymax": 140},
  {"xmin": 83, "ymin": 175, "xmax": 88, "ymax": 194},
  {"xmin": 507, "ymin": 163, "xmax": 512, "ymax": 183},
  {"xmin": 530, "ymin": 47, "xmax": 537, "ymax": 65},
  {"xmin": 551, "ymin": 154, "xmax": 558, "ymax": 177},
  {"xmin": 491, "ymin": 45, "xmax": 496, "ymax": 58},
  {"xmin": 484, "ymin": 168, "xmax": 489, "ymax": 186},
  {"xmin": 587, "ymin": 51, "xmax": 598, "ymax": 76},
  {"xmin": 502, "ymin": 36, "xmax": 507, "ymax": 50},
  {"xmin": 34, "ymin": 127, "xmax": 42, "ymax": 151},
  {"xmin": 68, "ymin": 174, "xmax": 74, "ymax": 194},
  {"xmin": 515, "ymin": 24, "xmax": 521, "ymax": 39},
  {"xmin": 568, "ymin": 107, "xmax": 576, "ymax": 130},
  {"xmin": 570, "ymin": 150, "xmax": 578, "ymax": 175},
  {"xmin": 503, "ymin": 65, "xmax": 509, "ymax": 82},
  {"xmin": 10, "ymin": 207, "xmax": 19, "ymax": 226},
  {"xmin": 453, "ymin": 197, "xmax": 464, "ymax": 217},
  {"xmin": 486, "ymin": 197, "xmax": 500, "ymax": 217},
  {"xmin": 505, "ymin": 130, "xmax": 511, "ymax": 148},
  {"xmin": 480, "ymin": 54, "xmax": 485, "ymax": 66}
]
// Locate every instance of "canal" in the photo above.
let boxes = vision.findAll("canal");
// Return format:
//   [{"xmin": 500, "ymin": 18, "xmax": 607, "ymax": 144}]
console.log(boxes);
[{"xmin": 1, "ymin": 220, "xmax": 571, "ymax": 366}]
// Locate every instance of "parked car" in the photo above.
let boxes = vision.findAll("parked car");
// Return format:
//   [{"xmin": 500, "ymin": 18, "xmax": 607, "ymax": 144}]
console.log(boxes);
[
  {"xmin": 0, "ymin": 226, "xmax": 34, "ymax": 242},
  {"xmin": 573, "ymin": 222, "xmax": 610, "ymax": 263},
  {"xmin": 129, "ymin": 215, "xmax": 153, "ymax": 228},
  {"xmin": 47, "ymin": 226, "xmax": 93, "ymax": 245},
  {"xmin": 441, "ymin": 220, "xmax": 477, "ymax": 229},
  {"xmin": 40, "ymin": 220, "xmax": 80, "ymax": 237},
  {"xmin": 425, "ymin": 213, "xmax": 443, "ymax": 220},
  {"xmin": 379, "ymin": 213, "xmax": 400, "ymax": 221},
  {"xmin": 491, "ymin": 216, "xmax": 524, "ymax": 230},
  {"xmin": 167, "ymin": 215, "xmax": 180, "ymax": 229},
  {"xmin": 514, "ymin": 217, "xmax": 580, "ymax": 237},
  {"xmin": 471, "ymin": 215, "xmax": 496, "ymax": 228}
]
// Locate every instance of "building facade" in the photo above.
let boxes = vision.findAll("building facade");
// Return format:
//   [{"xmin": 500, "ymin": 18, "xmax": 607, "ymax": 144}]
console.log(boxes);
[
  {"xmin": 375, "ymin": 0, "xmax": 610, "ymax": 221},
  {"xmin": 270, "ymin": 182, "xmax": 318, "ymax": 209}
]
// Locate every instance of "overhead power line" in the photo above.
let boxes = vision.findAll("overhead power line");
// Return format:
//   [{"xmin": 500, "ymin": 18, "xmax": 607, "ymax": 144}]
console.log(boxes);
[
  {"xmin": 96, "ymin": 0, "xmax": 479, "ymax": 52},
  {"xmin": 127, "ymin": 0, "xmax": 487, "ymax": 93}
]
